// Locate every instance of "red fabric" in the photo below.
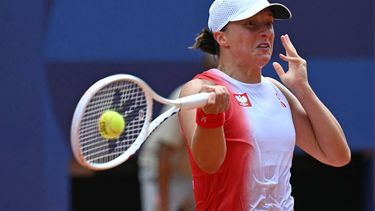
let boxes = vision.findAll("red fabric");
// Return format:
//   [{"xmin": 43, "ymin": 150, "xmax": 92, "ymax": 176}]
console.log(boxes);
[
  {"xmin": 182, "ymin": 70, "xmax": 254, "ymax": 210},
  {"xmin": 190, "ymin": 142, "xmax": 252, "ymax": 211},
  {"xmin": 195, "ymin": 108, "xmax": 225, "ymax": 128}
]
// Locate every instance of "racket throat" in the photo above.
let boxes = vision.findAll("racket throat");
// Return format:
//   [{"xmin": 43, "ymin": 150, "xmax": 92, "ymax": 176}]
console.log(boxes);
[{"xmin": 147, "ymin": 107, "xmax": 180, "ymax": 139}]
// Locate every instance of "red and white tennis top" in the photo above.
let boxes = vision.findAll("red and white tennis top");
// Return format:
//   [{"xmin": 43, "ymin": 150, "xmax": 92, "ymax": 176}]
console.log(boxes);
[{"xmin": 188, "ymin": 69, "xmax": 296, "ymax": 211}]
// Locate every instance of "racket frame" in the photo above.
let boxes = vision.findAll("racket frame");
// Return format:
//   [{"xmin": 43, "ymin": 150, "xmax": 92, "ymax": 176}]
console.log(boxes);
[{"xmin": 71, "ymin": 74, "xmax": 209, "ymax": 170}]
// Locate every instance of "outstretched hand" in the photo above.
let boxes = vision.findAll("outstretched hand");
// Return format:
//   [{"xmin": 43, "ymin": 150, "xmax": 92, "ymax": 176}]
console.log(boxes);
[{"xmin": 272, "ymin": 34, "xmax": 309, "ymax": 91}]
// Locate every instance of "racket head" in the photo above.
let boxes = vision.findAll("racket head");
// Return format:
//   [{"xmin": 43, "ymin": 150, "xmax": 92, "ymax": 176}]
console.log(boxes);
[{"xmin": 71, "ymin": 74, "xmax": 153, "ymax": 170}]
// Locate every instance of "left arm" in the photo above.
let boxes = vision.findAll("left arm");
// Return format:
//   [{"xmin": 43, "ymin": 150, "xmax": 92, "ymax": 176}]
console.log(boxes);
[{"xmin": 272, "ymin": 34, "xmax": 351, "ymax": 167}]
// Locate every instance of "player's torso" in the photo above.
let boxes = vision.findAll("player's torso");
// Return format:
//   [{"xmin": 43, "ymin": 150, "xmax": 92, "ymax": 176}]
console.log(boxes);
[{"xmin": 193, "ymin": 69, "xmax": 296, "ymax": 210}]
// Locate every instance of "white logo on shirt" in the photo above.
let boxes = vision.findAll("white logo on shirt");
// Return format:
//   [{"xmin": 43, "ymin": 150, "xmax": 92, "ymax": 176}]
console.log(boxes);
[{"xmin": 233, "ymin": 93, "xmax": 252, "ymax": 107}]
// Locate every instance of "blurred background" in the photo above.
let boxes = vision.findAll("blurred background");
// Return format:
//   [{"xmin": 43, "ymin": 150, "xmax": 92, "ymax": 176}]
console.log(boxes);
[{"xmin": 0, "ymin": 0, "xmax": 373, "ymax": 210}]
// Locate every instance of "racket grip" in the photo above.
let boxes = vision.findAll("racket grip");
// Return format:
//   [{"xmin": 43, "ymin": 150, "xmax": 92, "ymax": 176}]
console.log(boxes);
[{"xmin": 178, "ymin": 92, "xmax": 210, "ymax": 110}]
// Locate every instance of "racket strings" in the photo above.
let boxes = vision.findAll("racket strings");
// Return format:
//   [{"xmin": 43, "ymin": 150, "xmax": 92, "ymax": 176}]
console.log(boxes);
[{"xmin": 78, "ymin": 80, "xmax": 148, "ymax": 165}]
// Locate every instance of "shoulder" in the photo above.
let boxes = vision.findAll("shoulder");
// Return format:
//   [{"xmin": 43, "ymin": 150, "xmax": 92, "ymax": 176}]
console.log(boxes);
[
  {"xmin": 180, "ymin": 78, "xmax": 216, "ymax": 98},
  {"xmin": 265, "ymin": 77, "xmax": 303, "ymax": 113},
  {"xmin": 265, "ymin": 77, "xmax": 301, "ymax": 105},
  {"xmin": 265, "ymin": 77, "xmax": 293, "ymax": 97},
  {"xmin": 265, "ymin": 77, "xmax": 283, "ymax": 88}
]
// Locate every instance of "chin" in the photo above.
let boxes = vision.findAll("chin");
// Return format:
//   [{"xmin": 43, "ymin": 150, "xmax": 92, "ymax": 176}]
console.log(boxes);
[{"xmin": 256, "ymin": 56, "xmax": 271, "ymax": 68}]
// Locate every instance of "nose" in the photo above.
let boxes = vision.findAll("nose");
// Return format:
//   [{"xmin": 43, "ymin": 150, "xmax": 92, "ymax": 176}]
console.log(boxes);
[
  {"xmin": 259, "ymin": 25, "xmax": 273, "ymax": 38},
  {"xmin": 260, "ymin": 28, "xmax": 273, "ymax": 38}
]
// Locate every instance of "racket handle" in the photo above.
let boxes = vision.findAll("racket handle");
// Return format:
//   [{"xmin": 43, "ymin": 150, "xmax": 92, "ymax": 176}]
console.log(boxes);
[{"xmin": 178, "ymin": 92, "xmax": 210, "ymax": 110}]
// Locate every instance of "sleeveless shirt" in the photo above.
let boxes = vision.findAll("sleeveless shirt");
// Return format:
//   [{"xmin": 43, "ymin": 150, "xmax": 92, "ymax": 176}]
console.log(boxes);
[{"xmin": 188, "ymin": 69, "xmax": 296, "ymax": 211}]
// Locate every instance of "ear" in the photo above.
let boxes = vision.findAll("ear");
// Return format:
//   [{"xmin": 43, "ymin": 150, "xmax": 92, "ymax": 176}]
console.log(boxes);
[{"xmin": 213, "ymin": 31, "xmax": 229, "ymax": 48}]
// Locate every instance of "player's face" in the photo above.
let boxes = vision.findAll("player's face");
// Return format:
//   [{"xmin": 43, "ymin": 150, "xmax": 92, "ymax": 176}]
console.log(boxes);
[{"xmin": 223, "ymin": 9, "xmax": 275, "ymax": 68}]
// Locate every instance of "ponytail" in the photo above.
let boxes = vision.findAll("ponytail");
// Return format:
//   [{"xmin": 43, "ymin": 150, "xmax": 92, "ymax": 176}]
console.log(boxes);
[{"xmin": 190, "ymin": 28, "xmax": 219, "ymax": 55}]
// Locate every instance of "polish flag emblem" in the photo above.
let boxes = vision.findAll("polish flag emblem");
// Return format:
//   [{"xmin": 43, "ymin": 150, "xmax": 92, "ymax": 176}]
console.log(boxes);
[{"xmin": 233, "ymin": 93, "xmax": 252, "ymax": 107}]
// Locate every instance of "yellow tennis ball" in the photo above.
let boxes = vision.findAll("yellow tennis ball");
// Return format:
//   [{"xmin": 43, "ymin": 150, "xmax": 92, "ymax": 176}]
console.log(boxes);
[{"xmin": 98, "ymin": 110, "xmax": 125, "ymax": 140}]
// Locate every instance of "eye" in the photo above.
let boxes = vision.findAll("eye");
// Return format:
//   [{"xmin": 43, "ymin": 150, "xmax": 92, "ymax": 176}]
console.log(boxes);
[
  {"xmin": 266, "ymin": 21, "xmax": 274, "ymax": 29},
  {"xmin": 245, "ymin": 21, "xmax": 257, "ymax": 29},
  {"xmin": 242, "ymin": 20, "xmax": 274, "ymax": 31},
  {"xmin": 248, "ymin": 21, "xmax": 256, "ymax": 26}
]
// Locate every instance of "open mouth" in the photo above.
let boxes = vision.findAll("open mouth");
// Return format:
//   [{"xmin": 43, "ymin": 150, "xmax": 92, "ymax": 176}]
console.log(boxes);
[{"xmin": 257, "ymin": 43, "xmax": 271, "ymax": 49}]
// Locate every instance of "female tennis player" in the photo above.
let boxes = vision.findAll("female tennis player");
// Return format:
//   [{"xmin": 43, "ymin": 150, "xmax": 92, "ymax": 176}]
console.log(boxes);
[{"xmin": 178, "ymin": 0, "xmax": 351, "ymax": 210}]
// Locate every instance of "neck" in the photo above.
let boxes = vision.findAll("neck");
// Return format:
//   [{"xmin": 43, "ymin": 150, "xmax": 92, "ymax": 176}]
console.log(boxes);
[{"xmin": 217, "ymin": 61, "xmax": 263, "ymax": 84}]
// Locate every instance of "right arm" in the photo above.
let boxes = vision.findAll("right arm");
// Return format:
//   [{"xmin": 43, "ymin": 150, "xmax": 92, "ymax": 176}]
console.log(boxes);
[{"xmin": 178, "ymin": 78, "xmax": 230, "ymax": 174}]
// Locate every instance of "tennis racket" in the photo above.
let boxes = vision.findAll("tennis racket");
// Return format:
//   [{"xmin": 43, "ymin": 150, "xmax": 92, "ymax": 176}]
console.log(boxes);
[{"xmin": 71, "ymin": 74, "xmax": 209, "ymax": 170}]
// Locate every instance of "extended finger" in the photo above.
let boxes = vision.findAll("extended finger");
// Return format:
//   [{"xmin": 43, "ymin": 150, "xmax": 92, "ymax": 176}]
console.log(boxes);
[
  {"xmin": 279, "ymin": 53, "xmax": 302, "ymax": 63},
  {"xmin": 272, "ymin": 62, "xmax": 286, "ymax": 78},
  {"xmin": 281, "ymin": 34, "xmax": 299, "ymax": 57}
]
